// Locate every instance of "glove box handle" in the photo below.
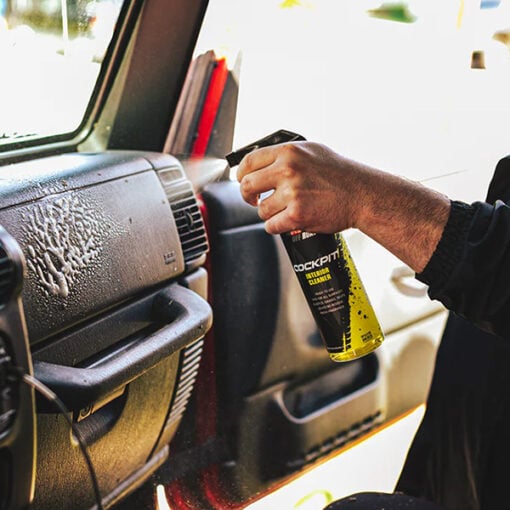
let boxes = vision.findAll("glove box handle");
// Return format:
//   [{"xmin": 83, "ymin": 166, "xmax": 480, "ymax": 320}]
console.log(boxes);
[{"xmin": 33, "ymin": 284, "xmax": 212, "ymax": 412}]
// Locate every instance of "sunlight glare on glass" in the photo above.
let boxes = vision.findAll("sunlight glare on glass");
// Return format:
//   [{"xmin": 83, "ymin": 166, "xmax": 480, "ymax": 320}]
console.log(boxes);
[{"xmin": 0, "ymin": 0, "xmax": 123, "ymax": 145}]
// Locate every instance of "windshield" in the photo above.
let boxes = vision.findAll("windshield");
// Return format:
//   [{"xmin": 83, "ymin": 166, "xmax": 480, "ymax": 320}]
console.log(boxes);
[{"xmin": 0, "ymin": 0, "xmax": 123, "ymax": 146}]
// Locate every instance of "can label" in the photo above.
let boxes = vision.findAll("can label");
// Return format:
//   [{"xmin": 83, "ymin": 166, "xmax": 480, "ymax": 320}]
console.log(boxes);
[{"xmin": 282, "ymin": 231, "xmax": 383, "ymax": 361}]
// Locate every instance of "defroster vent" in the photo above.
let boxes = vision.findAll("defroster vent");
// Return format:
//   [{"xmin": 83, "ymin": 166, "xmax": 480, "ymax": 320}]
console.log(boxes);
[{"xmin": 158, "ymin": 166, "xmax": 209, "ymax": 268}]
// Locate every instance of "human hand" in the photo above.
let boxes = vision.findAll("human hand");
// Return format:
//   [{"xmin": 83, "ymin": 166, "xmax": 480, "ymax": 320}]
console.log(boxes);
[{"xmin": 236, "ymin": 141, "xmax": 371, "ymax": 235}]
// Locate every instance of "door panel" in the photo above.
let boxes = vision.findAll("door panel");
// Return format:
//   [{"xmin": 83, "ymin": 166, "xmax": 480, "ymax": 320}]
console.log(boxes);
[
  {"xmin": 163, "ymin": 165, "xmax": 448, "ymax": 509},
  {"xmin": 200, "ymin": 180, "xmax": 386, "ymax": 503}
]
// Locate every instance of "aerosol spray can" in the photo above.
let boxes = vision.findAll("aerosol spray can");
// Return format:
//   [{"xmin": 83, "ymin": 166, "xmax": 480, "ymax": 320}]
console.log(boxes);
[{"xmin": 226, "ymin": 130, "xmax": 384, "ymax": 362}]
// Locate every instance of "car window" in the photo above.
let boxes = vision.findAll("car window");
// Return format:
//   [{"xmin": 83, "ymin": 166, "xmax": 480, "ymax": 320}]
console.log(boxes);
[
  {"xmin": 195, "ymin": 0, "xmax": 510, "ymax": 186},
  {"xmin": 0, "ymin": 0, "xmax": 124, "ymax": 147}
]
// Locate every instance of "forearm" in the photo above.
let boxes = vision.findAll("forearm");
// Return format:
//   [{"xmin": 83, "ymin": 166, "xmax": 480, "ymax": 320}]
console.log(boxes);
[
  {"xmin": 354, "ymin": 168, "xmax": 451, "ymax": 273},
  {"xmin": 237, "ymin": 141, "xmax": 510, "ymax": 337},
  {"xmin": 354, "ymin": 173, "xmax": 510, "ymax": 338},
  {"xmin": 237, "ymin": 142, "xmax": 451, "ymax": 272}
]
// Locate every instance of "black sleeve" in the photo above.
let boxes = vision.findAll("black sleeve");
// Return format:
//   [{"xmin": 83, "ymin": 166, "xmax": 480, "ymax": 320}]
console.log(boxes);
[{"xmin": 417, "ymin": 199, "xmax": 510, "ymax": 338}]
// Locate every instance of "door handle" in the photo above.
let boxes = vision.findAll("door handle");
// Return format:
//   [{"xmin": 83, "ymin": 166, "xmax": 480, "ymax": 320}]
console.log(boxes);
[
  {"xmin": 390, "ymin": 266, "xmax": 429, "ymax": 298},
  {"xmin": 33, "ymin": 284, "xmax": 212, "ymax": 411}
]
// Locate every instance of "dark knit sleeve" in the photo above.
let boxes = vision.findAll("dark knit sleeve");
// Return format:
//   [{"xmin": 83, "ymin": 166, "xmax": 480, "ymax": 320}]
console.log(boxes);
[
  {"xmin": 418, "ymin": 201, "xmax": 477, "ymax": 289},
  {"xmin": 416, "ymin": 199, "xmax": 510, "ymax": 338}
]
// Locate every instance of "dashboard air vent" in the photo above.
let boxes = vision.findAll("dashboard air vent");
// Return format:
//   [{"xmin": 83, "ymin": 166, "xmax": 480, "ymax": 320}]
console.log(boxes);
[{"xmin": 158, "ymin": 168, "xmax": 209, "ymax": 267}]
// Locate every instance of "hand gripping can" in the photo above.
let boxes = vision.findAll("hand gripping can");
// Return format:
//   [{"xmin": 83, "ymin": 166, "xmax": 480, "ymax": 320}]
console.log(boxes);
[{"xmin": 281, "ymin": 230, "xmax": 384, "ymax": 362}]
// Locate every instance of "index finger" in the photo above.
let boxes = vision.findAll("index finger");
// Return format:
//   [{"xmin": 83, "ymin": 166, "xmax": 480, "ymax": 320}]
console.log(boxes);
[{"xmin": 236, "ymin": 146, "xmax": 278, "ymax": 182}]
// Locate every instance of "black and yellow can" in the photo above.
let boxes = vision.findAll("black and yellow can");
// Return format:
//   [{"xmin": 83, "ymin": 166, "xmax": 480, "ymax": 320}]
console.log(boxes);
[{"xmin": 281, "ymin": 230, "xmax": 384, "ymax": 362}]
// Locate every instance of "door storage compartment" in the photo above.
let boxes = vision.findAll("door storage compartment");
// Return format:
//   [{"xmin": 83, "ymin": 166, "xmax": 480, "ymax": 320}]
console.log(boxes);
[
  {"xmin": 227, "ymin": 353, "xmax": 383, "ymax": 492},
  {"xmin": 263, "ymin": 354, "xmax": 381, "ymax": 478}
]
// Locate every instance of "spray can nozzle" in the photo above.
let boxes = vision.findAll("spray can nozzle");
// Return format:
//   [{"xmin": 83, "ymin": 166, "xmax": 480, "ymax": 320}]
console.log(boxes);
[{"xmin": 225, "ymin": 129, "xmax": 306, "ymax": 167}]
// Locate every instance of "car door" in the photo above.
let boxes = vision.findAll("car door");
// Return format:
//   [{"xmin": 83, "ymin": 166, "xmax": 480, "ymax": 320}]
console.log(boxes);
[{"xmin": 159, "ymin": 2, "xmax": 510, "ymax": 508}]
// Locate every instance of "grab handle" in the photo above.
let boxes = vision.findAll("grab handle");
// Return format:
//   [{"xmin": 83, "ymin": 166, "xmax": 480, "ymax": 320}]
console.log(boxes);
[{"xmin": 33, "ymin": 284, "xmax": 212, "ymax": 411}]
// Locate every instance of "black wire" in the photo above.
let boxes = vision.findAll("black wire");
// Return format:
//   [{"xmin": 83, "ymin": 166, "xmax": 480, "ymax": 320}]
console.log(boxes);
[{"xmin": 9, "ymin": 368, "xmax": 105, "ymax": 510}]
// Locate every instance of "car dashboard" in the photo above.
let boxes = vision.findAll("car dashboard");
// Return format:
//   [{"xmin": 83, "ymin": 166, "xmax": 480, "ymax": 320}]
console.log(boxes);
[{"xmin": 0, "ymin": 151, "xmax": 212, "ymax": 510}]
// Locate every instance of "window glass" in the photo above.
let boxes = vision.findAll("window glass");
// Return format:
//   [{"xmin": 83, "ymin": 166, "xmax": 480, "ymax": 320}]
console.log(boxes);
[
  {"xmin": 0, "ymin": 0, "xmax": 123, "ymax": 146},
  {"xmin": 195, "ymin": 0, "xmax": 510, "ymax": 187}
]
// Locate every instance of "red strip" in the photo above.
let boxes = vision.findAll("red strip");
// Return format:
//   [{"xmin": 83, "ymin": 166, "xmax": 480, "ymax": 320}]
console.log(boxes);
[{"xmin": 191, "ymin": 57, "xmax": 229, "ymax": 157}]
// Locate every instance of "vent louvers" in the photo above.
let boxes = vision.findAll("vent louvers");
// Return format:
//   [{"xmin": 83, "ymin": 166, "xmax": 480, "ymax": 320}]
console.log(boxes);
[
  {"xmin": 166, "ymin": 338, "xmax": 204, "ymax": 428},
  {"xmin": 160, "ymin": 177, "xmax": 209, "ymax": 266}
]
